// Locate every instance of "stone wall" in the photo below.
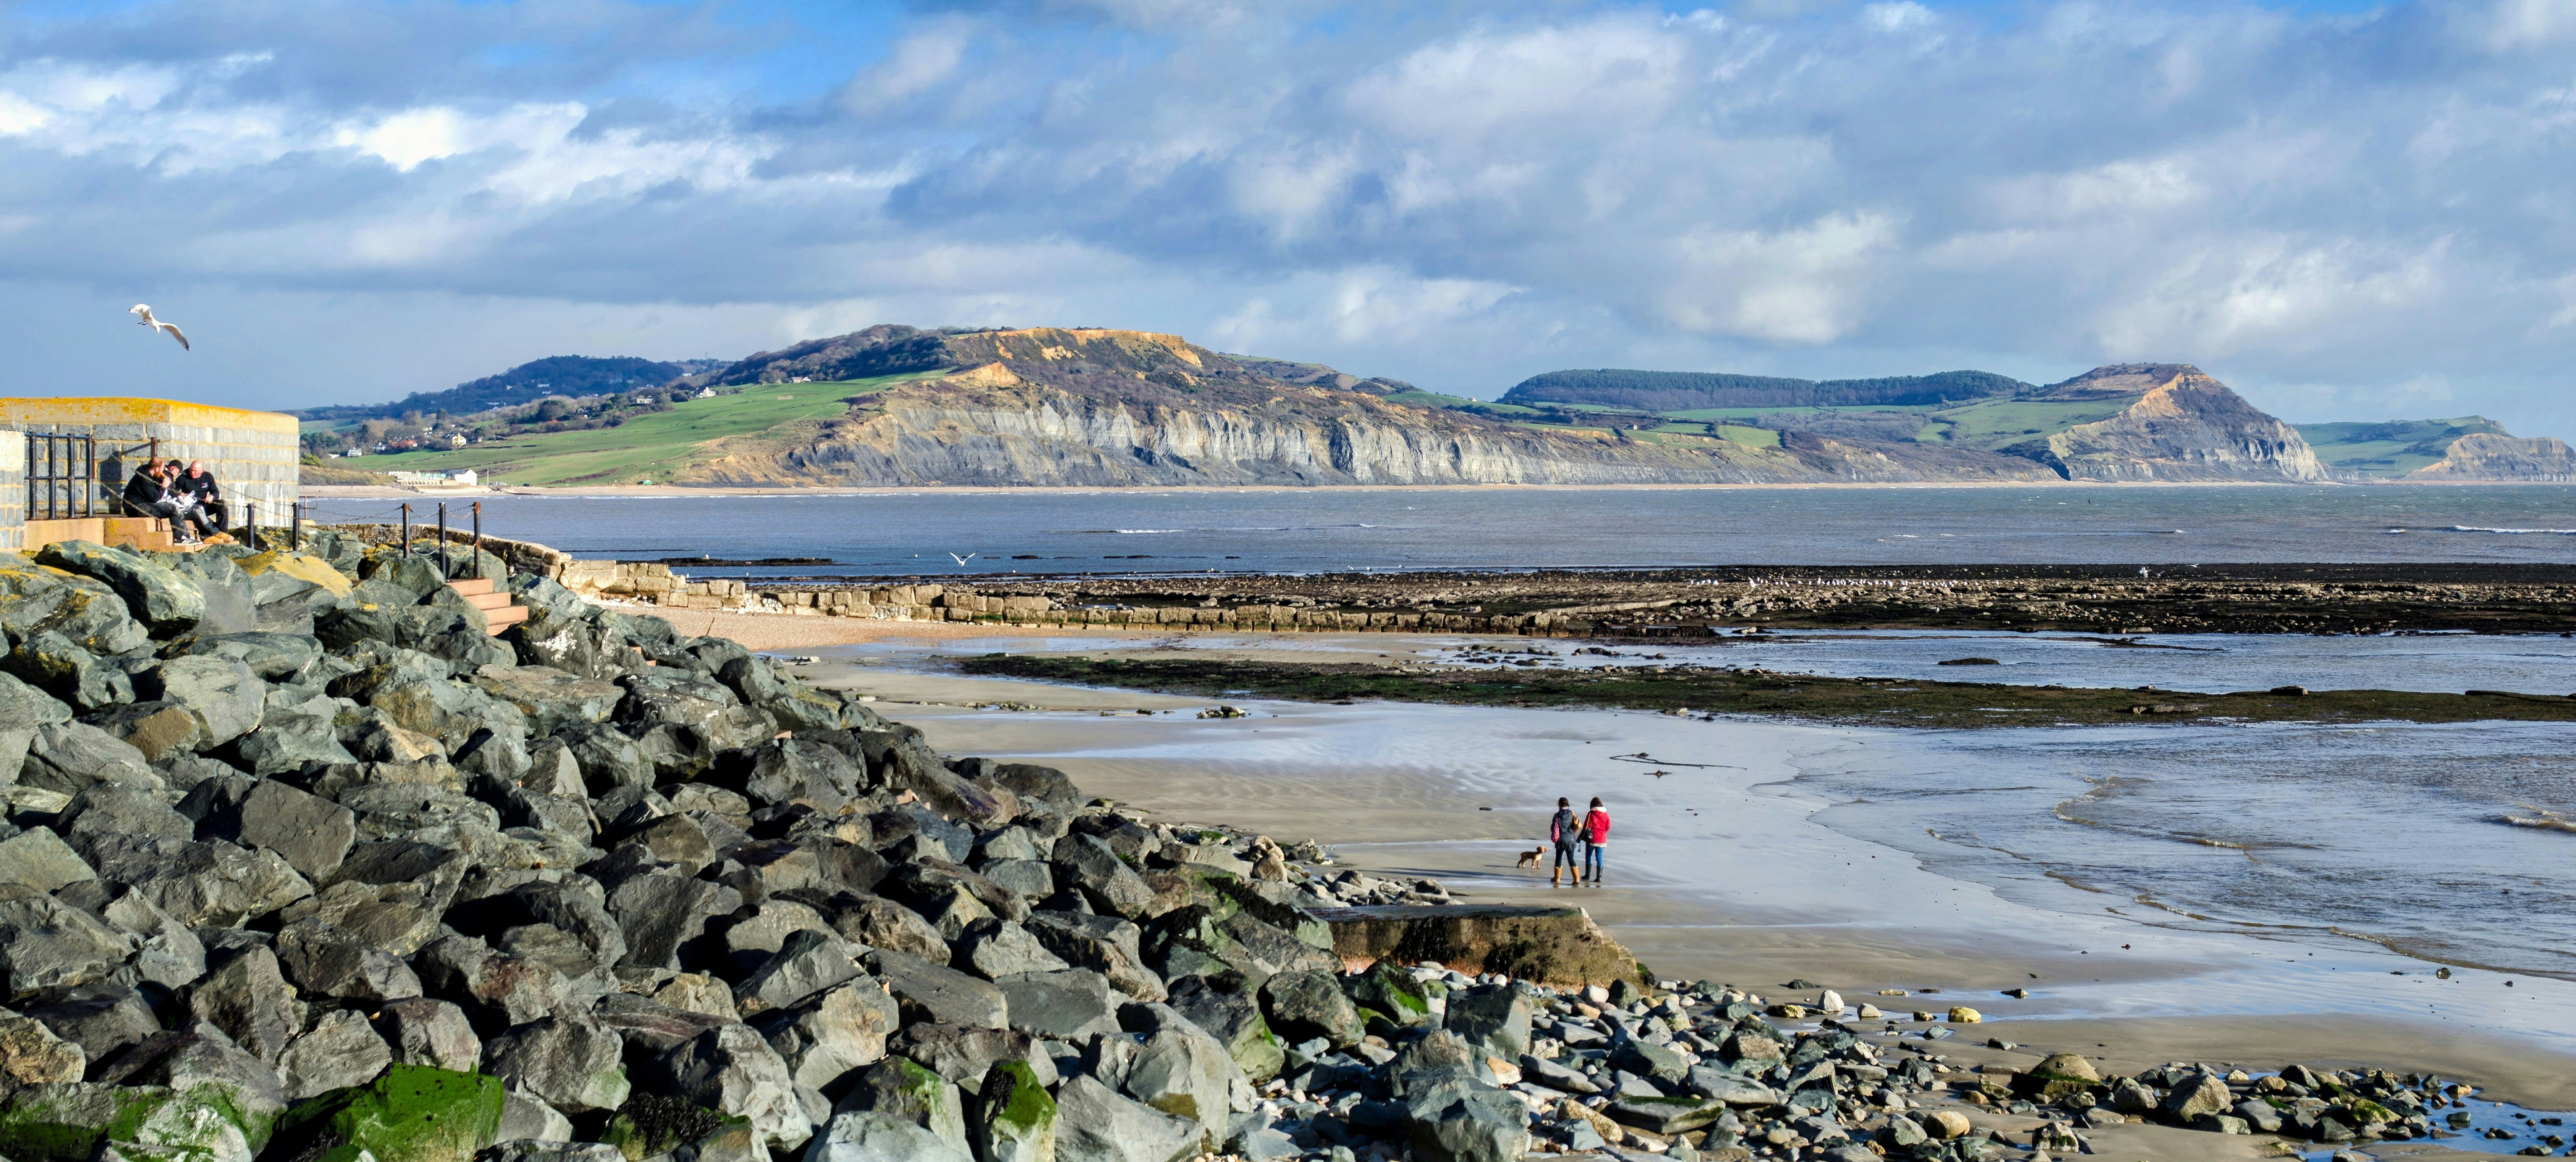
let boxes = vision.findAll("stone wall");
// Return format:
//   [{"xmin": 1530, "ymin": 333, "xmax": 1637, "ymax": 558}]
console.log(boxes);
[
  {"xmin": 0, "ymin": 397, "xmax": 298, "ymax": 528},
  {"xmin": 0, "ymin": 430, "xmax": 24, "ymax": 550}
]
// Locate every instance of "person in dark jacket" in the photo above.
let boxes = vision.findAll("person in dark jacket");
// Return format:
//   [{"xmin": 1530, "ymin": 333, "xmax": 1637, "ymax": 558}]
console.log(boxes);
[
  {"xmin": 123, "ymin": 459, "xmax": 213, "ymax": 543},
  {"xmin": 177, "ymin": 459, "xmax": 226, "ymax": 531},
  {"xmin": 1548, "ymin": 797, "xmax": 1582, "ymax": 887}
]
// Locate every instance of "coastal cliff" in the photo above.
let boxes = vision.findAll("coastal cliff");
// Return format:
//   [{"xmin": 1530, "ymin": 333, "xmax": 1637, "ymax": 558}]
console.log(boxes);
[
  {"xmin": 2408, "ymin": 433, "xmax": 2576, "ymax": 482},
  {"xmin": 1996, "ymin": 365, "xmax": 2328, "ymax": 483},
  {"xmin": 662, "ymin": 329, "xmax": 2308, "ymax": 488}
]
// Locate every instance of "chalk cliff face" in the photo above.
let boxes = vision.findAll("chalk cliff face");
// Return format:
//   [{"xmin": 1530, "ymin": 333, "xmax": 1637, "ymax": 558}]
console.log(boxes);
[
  {"xmin": 1999, "ymin": 365, "xmax": 2328, "ymax": 483},
  {"xmin": 2409, "ymin": 433, "xmax": 2576, "ymax": 482},
  {"xmin": 666, "ymin": 330, "xmax": 2320, "ymax": 488}
]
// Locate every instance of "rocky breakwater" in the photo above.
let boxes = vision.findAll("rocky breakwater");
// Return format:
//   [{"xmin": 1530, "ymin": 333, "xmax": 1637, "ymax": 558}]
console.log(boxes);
[{"xmin": 0, "ymin": 530, "xmax": 1655, "ymax": 1162}]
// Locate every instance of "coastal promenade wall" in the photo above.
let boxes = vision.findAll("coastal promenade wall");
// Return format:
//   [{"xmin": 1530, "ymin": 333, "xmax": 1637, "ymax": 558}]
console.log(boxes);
[
  {"xmin": 587, "ymin": 573, "xmax": 1585, "ymax": 633},
  {"xmin": 0, "ymin": 397, "xmax": 297, "ymax": 528}
]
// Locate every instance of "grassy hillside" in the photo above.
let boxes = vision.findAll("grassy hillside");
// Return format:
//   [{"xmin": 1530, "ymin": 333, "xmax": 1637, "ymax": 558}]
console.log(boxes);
[
  {"xmin": 2295, "ymin": 417, "xmax": 2511, "ymax": 478},
  {"xmin": 338, "ymin": 371, "xmax": 942, "ymax": 485}
]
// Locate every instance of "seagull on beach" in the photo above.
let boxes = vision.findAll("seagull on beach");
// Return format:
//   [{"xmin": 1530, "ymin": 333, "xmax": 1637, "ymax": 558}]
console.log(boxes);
[{"xmin": 128, "ymin": 305, "xmax": 189, "ymax": 351}]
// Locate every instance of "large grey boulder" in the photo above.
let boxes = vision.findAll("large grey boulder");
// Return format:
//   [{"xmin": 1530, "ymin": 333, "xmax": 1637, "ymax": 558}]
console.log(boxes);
[
  {"xmin": 78, "ymin": 835, "xmax": 310, "ymax": 927},
  {"xmin": 0, "ymin": 890, "xmax": 137, "ymax": 997},
  {"xmin": 554, "ymin": 722, "xmax": 649, "ymax": 795},
  {"xmin": 1166, "ymin": 975, "xmax": 1284, "ymax": 1083},
  {"xmin": 135, "ymin": 655, "xmax": 265, "ymax": 750},
  {"xmin": 15, "ymin": 631, "xmax": 134, "ymax": 712},
  {"xmin": 866, "ymin": 949, "xmax": 1009, "ymax": 1030},
  {"xmin": 1054, "ymin": 1075, "xmax": 1203, "ymax": 1162},
  {"xmin": 888, "ymin": 1022, "xmax": 1039, "ymax": 1096},
  {"xmin": 172, "ymin": 631, "xmax": 322, "ymax": 682},
  {"xmin": 472, "ymin": 665, "xmax": 621, "ymax": 736},
  {"xmin": 276, "ymin": 1008, "xmax": 393, "ymax": 1101},
  {"xmin": 35, "ymin": 541, "xmax": 203, "ymax": 635},
  {"xmin": 1024, "ymin": 912, "xmax": 1163, "ymax": 1002},
  {"xmin": 1258, "ymin": 969, "xmax": 1363, "ymax": 1049},
  {"xmin": 55, "ymin": 880, "xmax": 203, "ymax": 990},
  {"xmin": 1442, "ymin": 983, "xmax": 1532, "ymax": 1062},
  {"xmin": 605, "ymin": 871, "xmax": 741, "ymax": 970},
  {"xmin": 56, "ymin": 783, "xmax": 191, "ymax": 858},
  {"xmin": 186, "ymin": 777, "xmax": 357, "ymax": 881},
  {"xmin": 736, "ymin": 928, "xmax": 864, "ymax": 1014},
  {"xmin": 971, "ymin": 1059, "xmax": 1058, "ymax": 1162},
  {"xmin": 956, "ymin": 919, "xmax": 1070, "ymax": 980},
  {"xmin": 799, "ymin": 891, "xmax": 946, "ymax": 964},
  {"xmin": 1051, "ymin": 833, "xmax": 1156, "ymax": 919},
  {"xmin": 638, "ymin": 1022, "xmax": 810, "ymax": 1152},
  {"xmin": 273, "ymin": 917, "xmax": 421, "ymax": 1004},
  {"xmin": 226, "ymin": 692, "xmax": 358, "ymax": 774},
  {"xmin": 0, "ymin": 565, "xmax": 151, "ymax": 655},
  {"xmin": 804, "ymin": 1110, "xmax": 972, "ymax": 1162},
  {"xmin": 279, "ymin": 880, "xmax": 442, "ymax": 957},
  {"xmin": 374, "ymin": 997, "xmax": 481, "ymax": 1072},
  {"xmin": 834, "ymin": 1056, "xmax": 969, "ymax": 1151},
  {"xmin": 753, "ymin": 976, "xmax": 900, "ymax": 1092},
  {"xmin": 20, "ymin": 721, "xmax": 162, "ymax": 795},
  {"xmin": 19, "ymin": 982, "xmax": 161, "ymax": 1066},
  {"xmin": 0, "ymin": 670, "xmax": 72, "ymax": 782},
  {"xmin": 1406, "ymin": 1077, "xmax": 1530, "ymax": 1162},
  {"xmin": 185, "ymin": 947, "xmax": 298, "ymax": 1064},
  {"xmin": 1120, "ymin": 1002, "xmax": 1241, "ymax": 1143},
  {"xmin": 0, "ymin": 824, "xmax": 90, "ymax": 895},
  {"xmin": 995, "ymin": 969, "xmax": 1123, "ymax": 1043},
  {"xmin": 415, "ymin": 934, "xmax": 577, "ymax": 1034},
  {"xmin": 734, "ymin": 738, "xmax": 863, "ymax": 812},
  {"xmin": 481, "ymin": 1011, "xmax": 630, "ymax": 1114}
]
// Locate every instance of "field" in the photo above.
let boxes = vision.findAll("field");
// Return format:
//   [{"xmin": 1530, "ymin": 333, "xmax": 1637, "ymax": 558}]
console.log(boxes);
[
  {"xmin": 338, "ymin": 372, "xmax": 940, "ymax": 486},
  {"xmin": 2295, "ymin": 418, "xmax": 2504, "ymax": 478}
]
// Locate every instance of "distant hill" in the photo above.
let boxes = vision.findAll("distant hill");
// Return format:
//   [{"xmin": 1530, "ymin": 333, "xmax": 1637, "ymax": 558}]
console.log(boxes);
[
  {"xmin": 335, "ymin": 328, "xmax": 2344, "ymax": 488},
  {"xmin": 2294, "ymin": 417, "xmax": 2513, "ymax": 478},
  {"xmin": 300, "ymin": 355, "xmax": 724, "ymax": 422},
  {"xmin": 1503, "ymin": 369, "xmax": 2035, "ymax": 412}
]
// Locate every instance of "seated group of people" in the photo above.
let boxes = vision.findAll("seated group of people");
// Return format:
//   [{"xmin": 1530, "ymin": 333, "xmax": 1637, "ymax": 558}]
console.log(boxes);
[{"xmin": 123, "ymin": 459, "xmax": 225, "ymax": 544}]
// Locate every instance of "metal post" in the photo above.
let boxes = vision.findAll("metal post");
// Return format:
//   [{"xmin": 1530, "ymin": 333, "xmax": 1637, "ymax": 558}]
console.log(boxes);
[
  {"xmin": 399, "ymin": 503, "xmax": 409, "ymax": 558},
  {"xmin": 470, "ymin": 502, "xmax": 482, "ymax": 579},
  {"xmin": 437, "ymin": 503, "xmax": 449, "ymax": 577},
  {"xmin": 244, "ymin": 499, "xmax": 255, "ymax": 549},
  {"xmin": 290, "ymin": 502, "xmax": 301, "ymax": 550}
]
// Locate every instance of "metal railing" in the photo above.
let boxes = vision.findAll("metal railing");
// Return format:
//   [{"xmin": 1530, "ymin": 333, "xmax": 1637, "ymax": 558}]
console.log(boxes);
[{"xmin": 25, "ymin": 435, "xmax": 104, "ymax": 520}]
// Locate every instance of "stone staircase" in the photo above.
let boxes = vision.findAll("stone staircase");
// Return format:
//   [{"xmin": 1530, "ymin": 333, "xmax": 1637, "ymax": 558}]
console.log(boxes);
[{"xmin": 448, "ymin": 577, "xmax": 528, "ymax": 635}]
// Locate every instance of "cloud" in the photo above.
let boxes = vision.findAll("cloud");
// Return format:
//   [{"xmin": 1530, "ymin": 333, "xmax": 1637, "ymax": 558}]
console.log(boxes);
[{"xmin": 0, "ymin": 0, "xmax": 2573, "ymax": 439}]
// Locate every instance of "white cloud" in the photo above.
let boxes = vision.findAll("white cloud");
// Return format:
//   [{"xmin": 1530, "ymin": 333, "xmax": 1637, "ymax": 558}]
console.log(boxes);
[{"xmin": 0, "ymin": 0, "xmax": 2573, "ymax": 436}]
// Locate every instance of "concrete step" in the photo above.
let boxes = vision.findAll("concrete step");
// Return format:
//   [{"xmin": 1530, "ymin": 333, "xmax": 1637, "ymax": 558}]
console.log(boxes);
[
  {"xmin": 447, "ymin": 577, "xmax": 497, "ymax": 597},
  {"xmin": 483, "ymin": 604, "xmax": 530, "ymax": 632},
  {"xmin": 462, "ymin": 591, "xmax": 514, "ymax": 611}
]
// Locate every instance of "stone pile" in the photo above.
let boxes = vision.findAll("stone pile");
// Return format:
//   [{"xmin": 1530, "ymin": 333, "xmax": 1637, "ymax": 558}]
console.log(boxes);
[{"xmin": 0, "ymin": 530, "xmax": 1597, "ymax": 1162}]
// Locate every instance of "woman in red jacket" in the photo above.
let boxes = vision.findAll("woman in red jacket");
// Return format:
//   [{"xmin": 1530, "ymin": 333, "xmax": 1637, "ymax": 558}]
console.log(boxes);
[{"xmin": 1582, "ymin": 797, "xmax": 1609, "ymax": 883}]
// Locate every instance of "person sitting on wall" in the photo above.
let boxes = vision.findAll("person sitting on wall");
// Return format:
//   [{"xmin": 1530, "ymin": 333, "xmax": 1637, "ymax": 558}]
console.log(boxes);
[
  {"xmin": 178, "ymin": 459, "xmax": 227, "ymax": 532},
  {"xmin": 122, "ymin": 459, "xmax": 215, "ymax": 544}
]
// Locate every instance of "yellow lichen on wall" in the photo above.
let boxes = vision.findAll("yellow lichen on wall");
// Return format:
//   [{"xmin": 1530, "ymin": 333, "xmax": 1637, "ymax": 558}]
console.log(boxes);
[{"xmin": 0, "ymin": 397, "xmax": 298, "ymax": 433}]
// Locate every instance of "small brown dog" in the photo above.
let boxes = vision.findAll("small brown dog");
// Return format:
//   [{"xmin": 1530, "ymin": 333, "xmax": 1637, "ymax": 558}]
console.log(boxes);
[{"xmin": 1515, "ymin": 847, "xmax": 1544, "ymax": 869}]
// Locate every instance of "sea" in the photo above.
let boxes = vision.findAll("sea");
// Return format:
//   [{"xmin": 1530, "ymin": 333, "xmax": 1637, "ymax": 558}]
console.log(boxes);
[
  {"xmin": 305, "ymin": 483, "xmax": 2576, "ymax": 578},
  {"xmin": 345, "ymin": 484, "xmax": 2576, "ymax": 1086}
]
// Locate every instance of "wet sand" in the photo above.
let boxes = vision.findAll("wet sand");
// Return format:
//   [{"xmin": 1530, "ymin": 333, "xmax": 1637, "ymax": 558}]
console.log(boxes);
[{"xmin": 776, "ymin": 621, "xmax": 2576, "ymax": 1114}]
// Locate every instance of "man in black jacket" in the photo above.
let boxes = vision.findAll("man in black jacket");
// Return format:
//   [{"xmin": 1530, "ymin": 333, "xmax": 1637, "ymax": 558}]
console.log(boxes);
[
  {"xmin": 122, "ymin": 459, "xmax": 214, "ymax": 543},
  {"xmin": 178, "ymin": 460, "xmax": 227, "ymax": 532}
]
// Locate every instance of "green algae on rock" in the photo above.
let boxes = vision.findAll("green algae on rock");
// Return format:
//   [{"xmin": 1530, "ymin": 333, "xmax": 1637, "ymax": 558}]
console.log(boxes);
[
  {"xmin": 265, "ymin": 1066, "xmax": 501, "ymax": 1162},
  {"xmin": 959, "ymin": 653, "xmax": 2576, "ymax": 729},
  {"xmin": 0, "ymin": 1082, "xmax": 270, "ymax": 1162}
]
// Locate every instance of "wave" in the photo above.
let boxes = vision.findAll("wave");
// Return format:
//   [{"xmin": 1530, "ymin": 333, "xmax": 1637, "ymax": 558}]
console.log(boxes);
[
  {"xmin": 2450, "ymin": 526, "xmax": 2576, "ymax": 535},
  {"xmin": 2500, "ymin": 812, "xmax": 2576, "ymax": 834}
]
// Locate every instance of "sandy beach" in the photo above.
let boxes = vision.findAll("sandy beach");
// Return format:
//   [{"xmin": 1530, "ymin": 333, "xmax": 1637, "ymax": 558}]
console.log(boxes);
[{"xmin": 747, "ymin": 614, "xmax": 2576, "ymax": 1125}]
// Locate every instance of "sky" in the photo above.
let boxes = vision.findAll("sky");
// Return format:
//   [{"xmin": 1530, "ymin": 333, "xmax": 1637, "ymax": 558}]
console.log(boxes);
[{"xmin": 5, "ymin": 0, "xmax": 2576, "ymax": 434}]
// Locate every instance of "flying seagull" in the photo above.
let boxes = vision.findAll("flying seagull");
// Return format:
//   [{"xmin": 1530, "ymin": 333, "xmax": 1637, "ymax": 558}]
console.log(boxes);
[
  {"xmin": 948, "ymin": 552, "xmax": 978, "ymax": 567},
  {"xmin": 128, "ymin": 305, "xmax": 189, "ymax": 351}
]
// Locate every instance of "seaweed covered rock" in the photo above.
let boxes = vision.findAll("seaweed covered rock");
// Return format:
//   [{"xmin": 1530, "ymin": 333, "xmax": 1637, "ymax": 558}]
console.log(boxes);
[{"xmin": 265, "ymin": 1064, "xmax": 503, "ymax": 1162}]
